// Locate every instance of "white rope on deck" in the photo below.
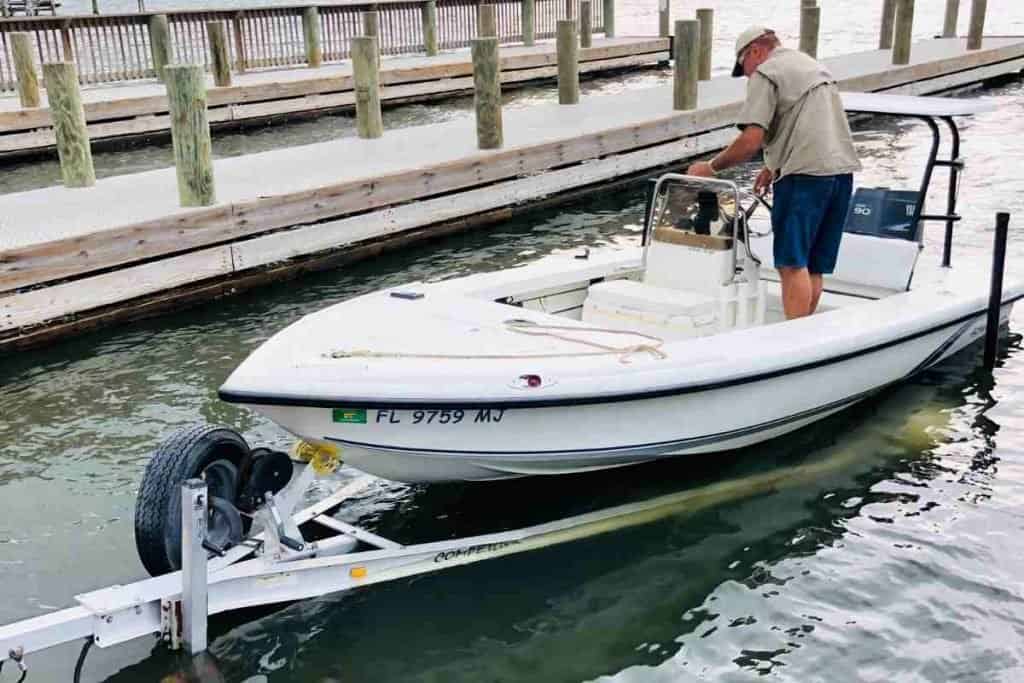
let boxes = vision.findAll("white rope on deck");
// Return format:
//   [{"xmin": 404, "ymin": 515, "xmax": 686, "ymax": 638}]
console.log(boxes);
[{"xmin": 326, "ymin": 319, "xmax": 667, "ymax": 363}]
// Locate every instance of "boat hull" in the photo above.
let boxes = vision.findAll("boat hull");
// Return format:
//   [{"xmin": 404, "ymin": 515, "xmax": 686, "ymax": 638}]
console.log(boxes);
[{"xmin": 243, "ymin": 306, "xmax": 1007, "ymax": 482}]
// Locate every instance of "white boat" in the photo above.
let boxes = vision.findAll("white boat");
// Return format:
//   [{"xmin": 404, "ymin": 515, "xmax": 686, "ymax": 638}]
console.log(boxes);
[{"xmin": 219, "ymin": 93, "xmax": 1023, "ymax": 482}]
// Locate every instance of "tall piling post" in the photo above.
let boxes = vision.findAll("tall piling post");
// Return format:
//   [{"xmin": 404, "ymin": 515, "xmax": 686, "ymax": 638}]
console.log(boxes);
[
  {"xmin": 206, "ymin": 22, "xmax": 232, "ymax": 87},
  {"xmin": 352, "ymin": 36, "xmax": 383, "ymax": 139},
  {"xmin": 658, "ymin": 0, "xmax": 670, "ymax": 38},
  {"xmin": 983, "ymin": 212, "xmax": 1009, "ymax": 371},
  {"xmin": 164, "ymin": 64, "xmax": 216, "ymax": 207},
  {"xmin": 148, "ymin": 14, "xmax": 171, "ymax": 81},
  {"xmin": 892, "ymin": 0, "xmax": 914, "ymax": 65},
  {"xmin": 361, "ymin": 10, "xmax": 379, "ymax": 66},
  {"xmin": 879, "ymin": 0, "xmax": 896, "ymax": 50},
  {"xmin": 302, "ymin": 7, "xmax": 322, "ymax": 67},
  {"xmin": 180, "ymin": 479, "xmax": 209, "ymax": 656},
  {"xmin": 422, "ymin": 0, "xmax": 439, "ymax": 56},
  {"xmin": 799, "ymin": 5, "xmax": 820, "ymax": 58},
  {"xmin": 673, "ymin": 19, "xmax": 699, "ymax": 110},
  {"xmin": 42, "ymin": 61, "xmax": 95, "ymax": 188},
  {"xmin": 942, "ymin": 0, "xmax": 959, "ymax": 37},
  {"xmin": 478, "ymin": 4, "xmax": 497, "ymax": 37},
  {"xmin": 10, "ymin": 33, "xmax": 40, "ymax": 108},
  {"xmin": 522, "ymin": 0, "xmax": 536, "ymax": 45},
  {"xmin": 696, "ymin": 8, "xmax": 713, "ymax": 81},
  {"xmin": 603, "ymin": 0, "xmax": 615, "ymax": 37},
  {"xmin": 471, "ymin": 37, "xmax": 502, "ymax": 149},
  {"xmin": 557, "ymin": 19, "xmax": 579, "ymax": 105},
  {"xmin": 580, "ymin": 1, "xmax": 592, "ymax": 48},
  {"xmin": 967, "ymin": 0, "xmax": 987, "ymax": 50}
]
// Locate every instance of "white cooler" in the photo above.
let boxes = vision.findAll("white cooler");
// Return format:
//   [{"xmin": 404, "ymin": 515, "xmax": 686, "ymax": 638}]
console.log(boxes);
[{"xmin": 582, "ymin": 279, "xmax": 720, "ymax": 341}]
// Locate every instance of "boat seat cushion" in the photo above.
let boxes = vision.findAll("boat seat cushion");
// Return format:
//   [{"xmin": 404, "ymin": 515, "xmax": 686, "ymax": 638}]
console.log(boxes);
[{"xmin": 749, "ymin": 231, "xmax": 921, "ymax": 294}]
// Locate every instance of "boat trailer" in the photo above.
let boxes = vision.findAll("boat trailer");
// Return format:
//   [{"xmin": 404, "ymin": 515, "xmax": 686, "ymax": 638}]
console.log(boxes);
[{"xmin": 0, "ymin": 453, "xmax": 763, "ymax": 678}]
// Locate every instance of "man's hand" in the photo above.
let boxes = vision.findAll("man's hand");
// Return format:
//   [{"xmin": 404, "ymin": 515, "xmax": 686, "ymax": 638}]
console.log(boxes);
[
  {"xmin": 687, "ymin": 161, "xmax": 716, "ymax": 178},
  {"xmin": 753, "ymin": 167, "xmax": 774, "ymax": 195}
]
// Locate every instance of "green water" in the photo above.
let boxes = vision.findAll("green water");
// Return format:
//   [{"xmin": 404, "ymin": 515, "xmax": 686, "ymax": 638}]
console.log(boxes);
[{"xmin": 2, "ymin": 77, "xmax": 1024, "ymax": 681}]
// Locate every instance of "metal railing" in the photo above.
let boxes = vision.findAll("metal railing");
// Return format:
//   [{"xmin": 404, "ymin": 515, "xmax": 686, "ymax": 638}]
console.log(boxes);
[{"xmin": 0, "ymin": 0, "xmax": 605, "ymax": 92}]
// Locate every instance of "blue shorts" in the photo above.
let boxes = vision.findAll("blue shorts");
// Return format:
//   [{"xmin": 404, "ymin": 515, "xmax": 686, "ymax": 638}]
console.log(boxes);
[{"xmin": 771, "ymin": 173, "xmax": 853, "ymax": 274}]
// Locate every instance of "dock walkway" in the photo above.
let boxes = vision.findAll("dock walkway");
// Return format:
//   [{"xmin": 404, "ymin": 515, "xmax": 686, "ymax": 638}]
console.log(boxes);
[
  {"xmin": 1, "ymin": 37, "xmax": 1022, "ymax": 349},
  {"xmin": 0, "ymin": 36, "xmax": 668, "ymax": 155}
]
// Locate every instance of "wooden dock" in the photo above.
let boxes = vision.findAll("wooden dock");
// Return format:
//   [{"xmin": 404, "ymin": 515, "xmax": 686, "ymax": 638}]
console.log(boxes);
[
  {"xmin": 1, "ymin": 36, "xmax": 1023, "ymax": 351},
  {"xmin": 0, "ymin": 36, "xmax": 668, "ymax": 156}
]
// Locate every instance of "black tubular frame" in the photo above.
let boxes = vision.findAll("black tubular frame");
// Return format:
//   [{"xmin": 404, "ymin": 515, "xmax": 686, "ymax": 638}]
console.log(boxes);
[{"xmin": 901, "ymin": 113, "xmax": 964, "ymax": 267}]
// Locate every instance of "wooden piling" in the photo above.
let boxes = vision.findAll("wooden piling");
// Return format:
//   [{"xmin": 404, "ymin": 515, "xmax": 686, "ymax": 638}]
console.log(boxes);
[
  {"xmin": 11, "ymin": 33, "xmax": 40, "ymax": 109},
  {"xmin": 942, "ymin": 0, "xmax": 959, "ymax": 38},
  {"xmin": 470, "ymin": 37, "xmax": 502, "ymax": 149},
  {"xmin": 361, "ymin": 11, "xmax": 379, "ymax": 66},
  {"xmin": 422, "ymin": 0, "xmax": 439, "ymax": 56},
  {"xmin": 557, "ymin": 19, "xmax": 579, "ymax": 105},
  {"xmin": 232, "ymin": 12, "xmax": 248, "ymax": 73},
  {"xmin": 302, "ymin": 7, "xmax": 322, "ymax": 68},
  {"xmin": 522, "ymin": 0, "xmax": 536, "ymax": 46},
  {"xmin": 658, "ymin": 0, "xmax": 670, "ymax": 38},
  {"xmin": 892, "ymin": 0, "xmax": 914, "ymax": 65},
  {"xmin": 206, "ymin": 22, "xmax": 231, "ymax": 87},
  {"xmin": 42, "ymin": 62, "xmax": 95, "ymax": 188},
  {"xmin": 361, "ymin": 10, "xmax": 378, "ymax": 37},
  {"xmin": 580, "ymin": 1, "xmax": 592, "ymax": 48},
  {"xmin": 696, "ymin": 8, "xmax": 713, "ymax": 81},
  {"xmin": 478, "ymin": 4, "xmax": 497, "ymax": 38},
  {"xmin": 603, "ymin": 0, "xmax": 615, "ymax": 38},
  {"xmin": 164, "ymin": 64, "xmax": 216, "ymax": 207},
  {"xmin": 879, "ymin": 0, "xmax": 896, "ymax": 50},
  {"xmin": 148, "ymin": 14, "xmax": 171, "ymax": 82},
  {"xmin": 673, "ymin": 19, "xmax": 699, "ymax": 110},
  {"xmin": 967, "ymin": 0, "xmax": 987, "ymax": 50},
  {"xmin": 352, "ymin": 36, "xmax": 383, "ymax": 139},
  {"xmin": 799, "ymin": 5, "xmax": 820, "ymax": 58}
]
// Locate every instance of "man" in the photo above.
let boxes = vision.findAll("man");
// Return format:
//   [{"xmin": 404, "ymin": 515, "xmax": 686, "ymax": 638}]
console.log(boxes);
[{"xmin": 687, "ymin": 26, "xmax": 860, "ymax": 319}]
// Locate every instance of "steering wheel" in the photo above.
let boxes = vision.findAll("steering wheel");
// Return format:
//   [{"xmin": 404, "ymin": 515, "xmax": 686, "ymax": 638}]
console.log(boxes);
[{"xmin": 718, "ymin": 190, "xmax": 773, "ymax": 237}]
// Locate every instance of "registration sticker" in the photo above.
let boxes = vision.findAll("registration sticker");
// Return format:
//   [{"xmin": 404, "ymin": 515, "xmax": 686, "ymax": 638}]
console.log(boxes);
[{"xmin": 332, "ymin": 408, "xmax": 367, "ymax": 424}]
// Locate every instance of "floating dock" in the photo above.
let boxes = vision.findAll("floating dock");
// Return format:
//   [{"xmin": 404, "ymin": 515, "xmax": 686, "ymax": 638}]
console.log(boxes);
[
  {"xmin": 1, "ymin": 36, "xmax": 1023, "ymax": 351},
  {"xmin": 0, "ymin": 36, "xmax": 668, "ymax": 155}
]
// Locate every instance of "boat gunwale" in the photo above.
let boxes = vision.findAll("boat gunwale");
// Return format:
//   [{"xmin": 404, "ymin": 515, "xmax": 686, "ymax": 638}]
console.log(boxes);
[{"xmin": 218, "ymin": 292, "xmax": 1022, "ymax": 410}]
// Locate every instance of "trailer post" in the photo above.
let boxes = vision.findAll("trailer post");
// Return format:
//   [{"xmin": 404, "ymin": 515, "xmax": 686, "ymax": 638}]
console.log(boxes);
[
  {"xmin": 983, "ymin": 212, "xmax": 1009, "ymax": 372},
  {"xmin": 181, "ymin": 479, "xmax": 208, "ymax": 655}
]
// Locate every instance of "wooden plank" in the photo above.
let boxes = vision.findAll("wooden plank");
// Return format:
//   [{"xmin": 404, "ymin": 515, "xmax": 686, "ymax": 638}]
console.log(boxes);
[
  {"xmin": 231, "ymin": 127, "xmax": 735, "ymax": 271},
  {"xmin": 0, "ymin": 245, "xmax": 232, "ymax": 331}
]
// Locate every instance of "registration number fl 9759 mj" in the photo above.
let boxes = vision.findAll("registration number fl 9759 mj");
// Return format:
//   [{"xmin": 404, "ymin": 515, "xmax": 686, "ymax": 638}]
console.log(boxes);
[{"xmin": 371, "ymin": 408, "xmax": 505, "ymax": 425}]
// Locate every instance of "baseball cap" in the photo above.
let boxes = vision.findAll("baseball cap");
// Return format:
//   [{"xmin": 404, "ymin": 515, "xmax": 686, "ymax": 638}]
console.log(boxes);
[{"xmin": 732, "ymin": 26, "xmax": 775, "ymax": 77}]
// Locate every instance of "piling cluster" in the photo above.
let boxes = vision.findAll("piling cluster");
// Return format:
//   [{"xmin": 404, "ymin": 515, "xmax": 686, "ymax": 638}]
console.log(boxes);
[{"xmin": 3, "ymin": 0, "xmax": 994, "ymax": 204}]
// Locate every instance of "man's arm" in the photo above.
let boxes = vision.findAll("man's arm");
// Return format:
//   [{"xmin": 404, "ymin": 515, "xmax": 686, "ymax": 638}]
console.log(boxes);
[{"xmin": 687, "ymin": 71, "xmax": 775, "ymax": 178}]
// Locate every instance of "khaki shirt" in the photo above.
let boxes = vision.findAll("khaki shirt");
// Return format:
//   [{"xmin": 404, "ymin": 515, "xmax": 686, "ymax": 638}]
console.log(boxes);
[{"xmin": 737, "ymin": 48, "xmax": 861, "ymax": 179}]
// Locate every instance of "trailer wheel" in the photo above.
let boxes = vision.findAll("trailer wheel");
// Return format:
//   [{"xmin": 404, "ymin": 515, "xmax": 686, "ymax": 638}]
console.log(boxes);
[{"xmin": 134, "ymin": 424, "xmax": 250, "ymax": 576}]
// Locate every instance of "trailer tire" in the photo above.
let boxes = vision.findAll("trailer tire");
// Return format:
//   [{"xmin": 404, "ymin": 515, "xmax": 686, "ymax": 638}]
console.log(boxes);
[{"xmin": 134, "ymin": 424, "xmax": 250, "ymax": 576}]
